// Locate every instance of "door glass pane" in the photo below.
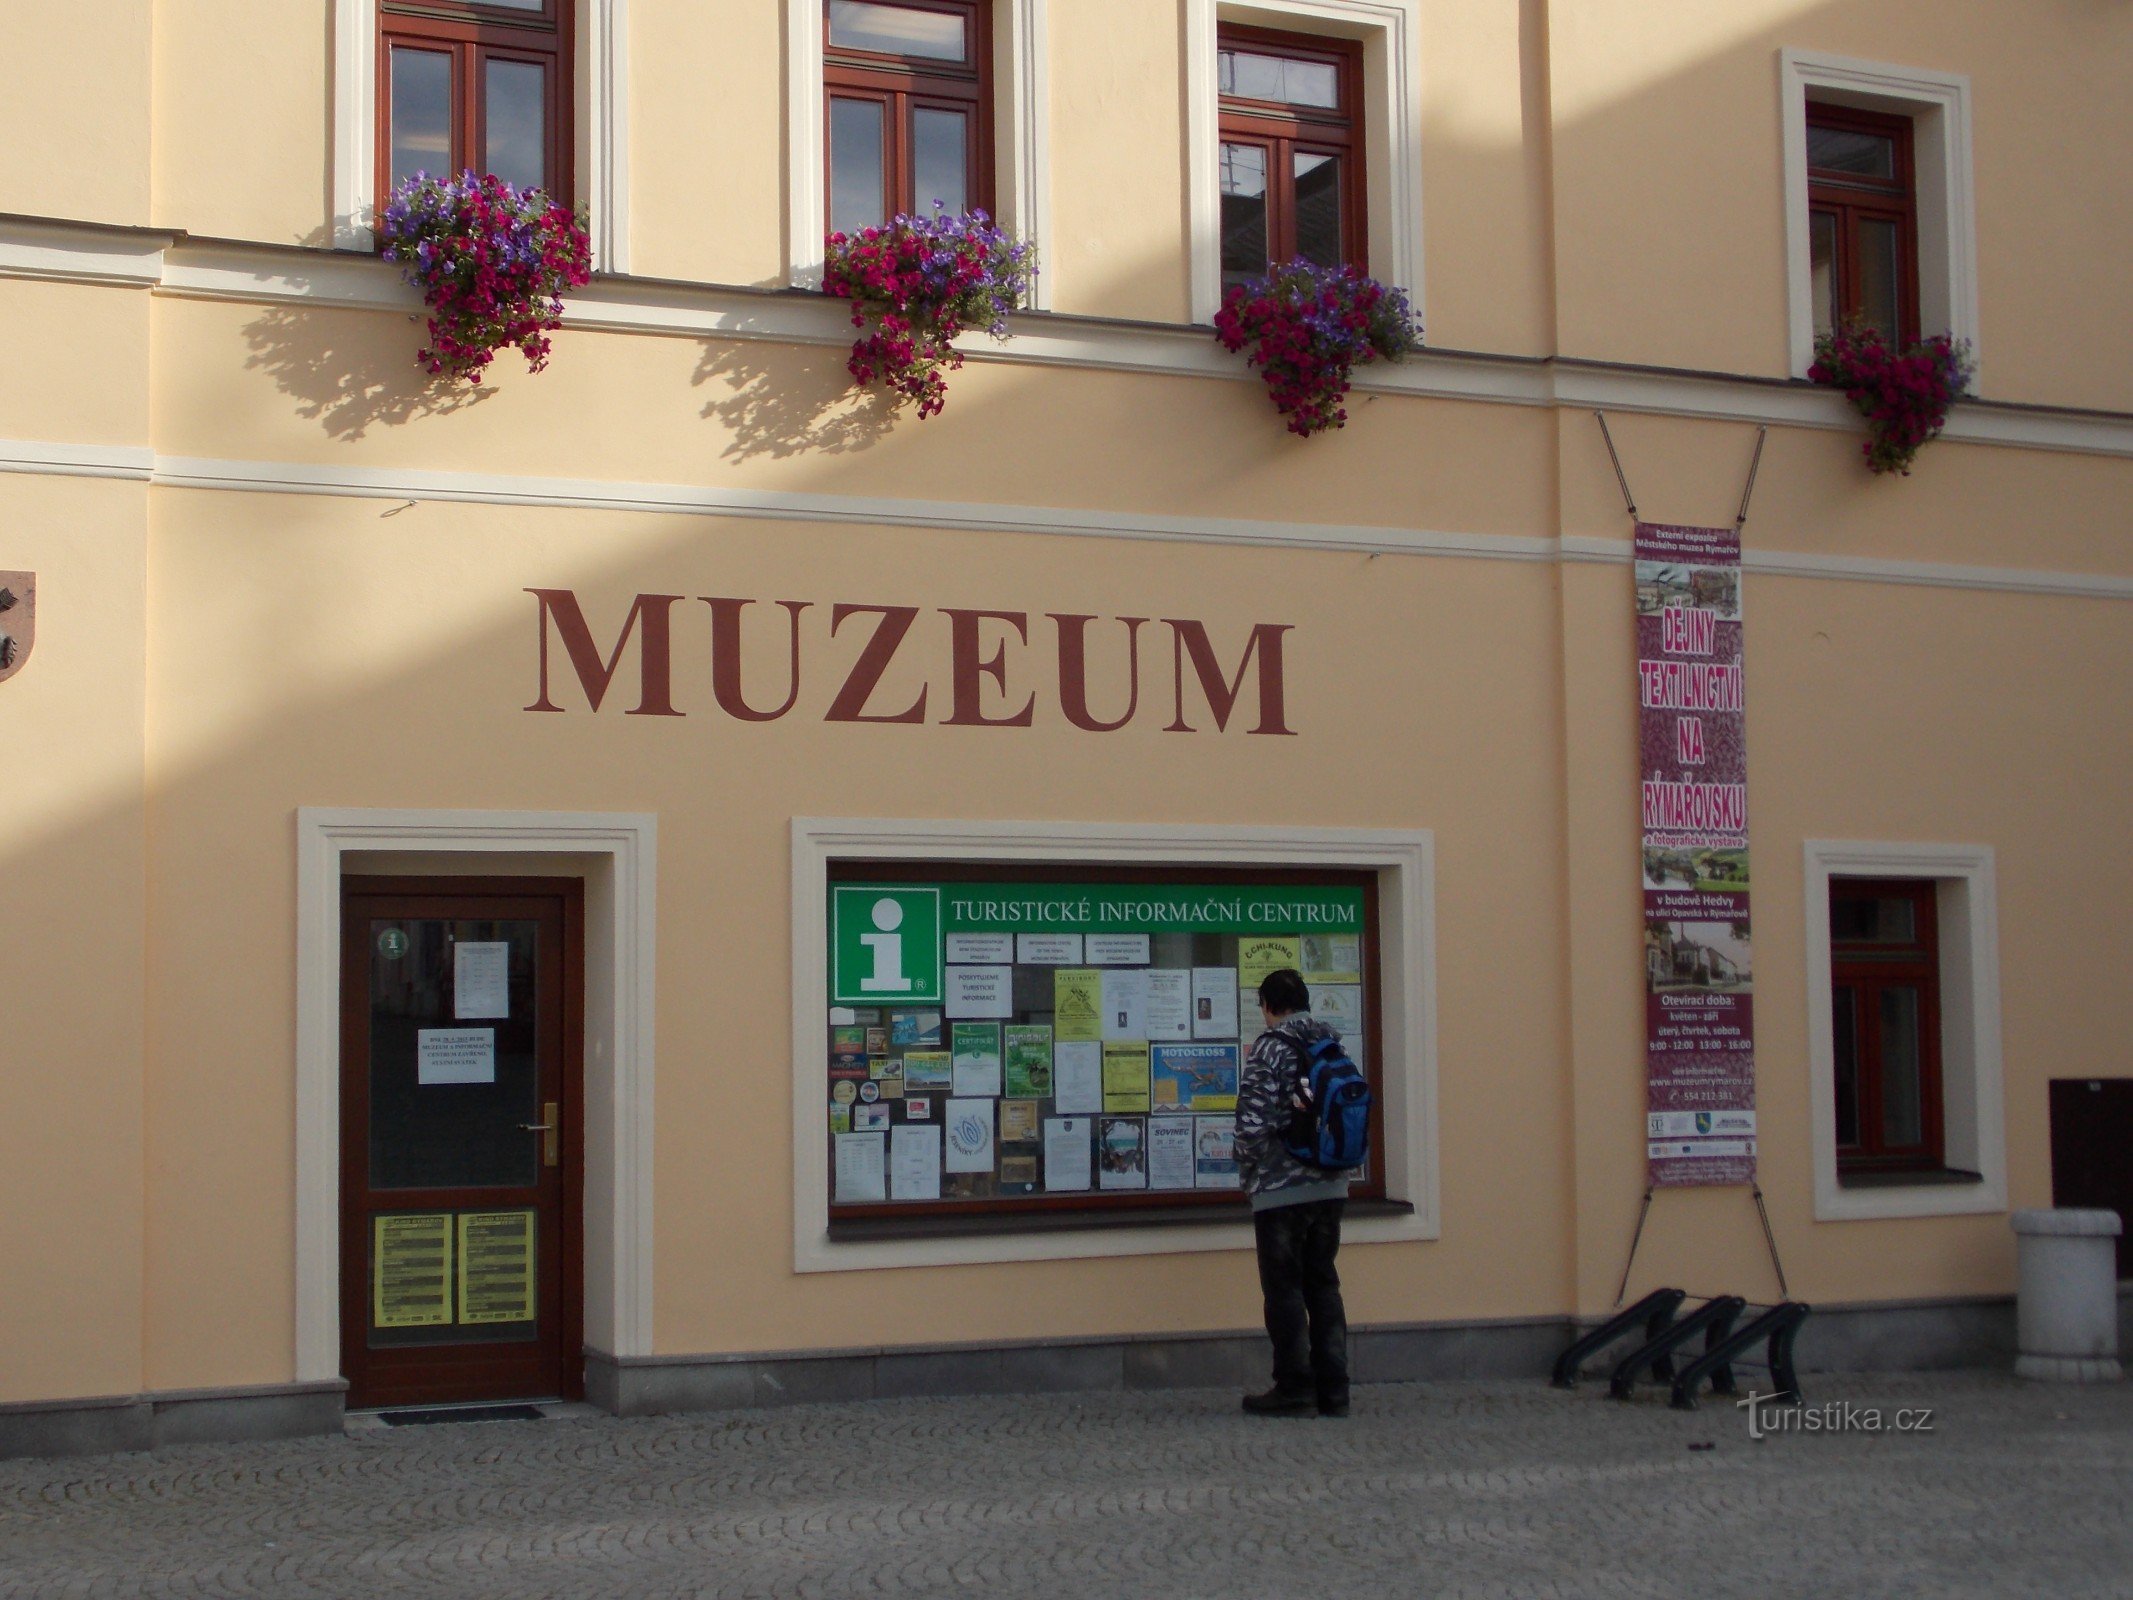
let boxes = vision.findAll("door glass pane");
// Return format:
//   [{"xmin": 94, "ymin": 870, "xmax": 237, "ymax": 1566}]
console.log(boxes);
[
  {"xmin": 368, "ymin": 918, "xmax": 541, "ymax": 1190},
  {"xmin": 389, "ymin": 47, "xmax": 454, "ymax": 187},
  {"xmin": 830, "ymin": 97, "xmax": 887, "ymax": 233},
  {"xmin": 1857, "ymin": 217, "xmax": 1902, "ymax": 344},
  {"xmin": 1832, "ymin": 984, "xmax": 1860, "ymax": 1147},
  {"xmin": 1809, "ymin": 209, "xmax": 1837, "ymax": 338},
  {"xmin": 1808, "ymin": 124, "xmax": 1895, "ymax": 180},
  {"xmin": 1218, "ymin": 48, "xmax": 1338, "ymax": 109},
  {"xmin": 1220, "ymin": 142, "xmax": 1269, "ymax": 286},
  {"xmin": 1294, "ymin": 151, "xmax": 1343, "ymax": 268},
  {"xmin": 484, "ymin": 58, "xmax": 547, "ymax": 192},
  {"xmin": 1880, "ymin": 986, "xmax": 1925, "ymax": 1148},
  {"xmin": 912, "ymin": 106, "xmax": 968, "ymax": 214},
  {"xmin": 829, "ymin": 1, "xmax": 966, "ymax": 60}
]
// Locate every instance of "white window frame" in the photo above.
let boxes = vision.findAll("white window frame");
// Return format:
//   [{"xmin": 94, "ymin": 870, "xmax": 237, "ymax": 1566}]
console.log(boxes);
[
  {"xmin": 786, "ymin": 0, "xmax": 1053, "ymax": 308},
  {"xmin": 1184, "ymin": 0, "xmax": 1423, "ymax": 327},
  {"xmin": 791, "ymin": 818, "xmax": 1439, "ymax": 1272},
  {"xmin": 1802, "ymin": 840, "xmax": 2006, "ymax": 1222},
  {"xmin": 333, "ymin": 0, "xmax": 633, "ymax": 272},
  {"xmin": 1779, "ymin": 49, "xmax": 1978, "ymax": 380}
]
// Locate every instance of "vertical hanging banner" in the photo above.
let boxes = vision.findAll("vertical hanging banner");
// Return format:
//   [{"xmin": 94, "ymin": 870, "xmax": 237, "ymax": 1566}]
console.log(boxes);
[{"xmin": 1635, "ymin": 523, "xmax": 1757, "ymax": 1184}]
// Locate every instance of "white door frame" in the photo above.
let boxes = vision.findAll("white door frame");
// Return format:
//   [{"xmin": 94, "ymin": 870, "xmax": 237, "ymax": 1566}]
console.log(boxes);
[{"xmin": 294, "ymin": 807, "xmax": 658, "ymax": 1383}]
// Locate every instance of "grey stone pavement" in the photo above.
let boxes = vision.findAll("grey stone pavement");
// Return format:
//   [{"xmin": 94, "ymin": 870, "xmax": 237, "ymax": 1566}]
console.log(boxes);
[{"xmin": 2, "ymin": 1372, "xmax": 2129, "ymax": 1600}]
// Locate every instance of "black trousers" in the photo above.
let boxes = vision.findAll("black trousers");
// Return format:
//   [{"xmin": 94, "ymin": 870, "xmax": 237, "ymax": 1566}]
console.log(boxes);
[{"xmin": 1252, "ymin": 1197, "xmax": 1349, "ymax": 1400}]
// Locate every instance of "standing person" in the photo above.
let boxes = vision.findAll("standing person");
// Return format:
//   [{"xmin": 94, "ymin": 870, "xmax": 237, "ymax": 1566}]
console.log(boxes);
[{"xmin": 1233, "ymin": 967, "xmax": 1356, "ymax": 1417}]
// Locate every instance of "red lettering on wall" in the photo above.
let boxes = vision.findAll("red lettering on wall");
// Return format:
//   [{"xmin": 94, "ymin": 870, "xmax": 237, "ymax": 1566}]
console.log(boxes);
[
  {"xmin": 1163, "ymin": 620, "xmax": 1295, "ymax": 736},
  {"xmin": 824, "ymin": 604, "xmax": 928, "ymax": 724},
  {"xmin": 941, "ymin": 609, "xmax": 1034, "ymax": 727},
  {"xmin": 1051, "ymin": 614, "xmax": 1145, "ymax": 733},
  {"xmin": 524, "ymin": 589, "xmax": 683, "ymax": 715},
  {"xmin": 702, "ymin": 597, "xmax": 810, "ymax": 722}
]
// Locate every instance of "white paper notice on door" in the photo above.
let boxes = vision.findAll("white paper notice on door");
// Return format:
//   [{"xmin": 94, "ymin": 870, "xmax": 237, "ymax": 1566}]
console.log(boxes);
[
  {"xmin": 417, "ymin": 1027, "xmax": 496, "ymax": 1085},
  {"xmin": 453, "ymin": 941, "xmax": 511, "ymax": 1019}
]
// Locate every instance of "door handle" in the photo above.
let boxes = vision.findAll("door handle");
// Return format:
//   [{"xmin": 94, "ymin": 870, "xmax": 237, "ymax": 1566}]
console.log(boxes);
[{"xmin": 520, "ymin": 1101, "xmax": 560, "ymax": 1166}]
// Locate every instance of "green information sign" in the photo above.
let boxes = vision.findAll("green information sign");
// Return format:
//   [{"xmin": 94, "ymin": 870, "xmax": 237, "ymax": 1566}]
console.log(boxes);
[
  {"xmin": 936, "ymin": 883, "xmax": 1363, "ymax": 935},
  {"xmin": 830, "ymin": 885, "xmax": 944, "ymax": 1004}
]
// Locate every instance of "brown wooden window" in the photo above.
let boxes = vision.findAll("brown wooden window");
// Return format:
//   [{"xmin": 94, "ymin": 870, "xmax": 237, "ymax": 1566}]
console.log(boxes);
[
  {"xmin": 824, "ymin": 0, "xmax": 992, "ymax": 233},
  {"xmin": 1217, "ymin": 25, "xmax": 1365, "ymax": 287},
  {"xmin": 823, "ymin": 863, "xmax": 1390, "ymax": 1232},
  {"xmin": 379, "ymin": 0, "xmax": 573, "ymax": 202},
  {"xmin": 1830, "ymin": 878, "xmax": 1945, "ymax": 1175},
  {"xmin": 1807, "ymin": 102, "xmax": 1918, "ymax": 347}
]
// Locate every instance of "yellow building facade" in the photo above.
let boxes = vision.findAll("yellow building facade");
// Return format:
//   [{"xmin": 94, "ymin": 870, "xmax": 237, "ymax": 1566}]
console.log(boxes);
[{"xmin": 2, "ymin": 0, "xmax": 2129, "ymax": 1452}]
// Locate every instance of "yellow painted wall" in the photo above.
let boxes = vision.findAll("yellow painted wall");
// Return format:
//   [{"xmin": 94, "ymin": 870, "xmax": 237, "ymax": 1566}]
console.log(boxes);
[
  {"xmin": 0, "ymin": 0, "xmax": 2129, "ymax": 1405},
  {"xmin": 0, "ymin": 475, "xmax": 149, "ymax": 1402},
  {"xmin": 0, "ymin": 0, "xmax": 152, "ymax": 227}
]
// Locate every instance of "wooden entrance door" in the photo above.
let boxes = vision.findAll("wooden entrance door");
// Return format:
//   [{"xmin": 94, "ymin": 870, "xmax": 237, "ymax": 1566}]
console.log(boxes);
[{"xmin": 340, "ymin": 876, "xmax": 584, "ymax": 1409}]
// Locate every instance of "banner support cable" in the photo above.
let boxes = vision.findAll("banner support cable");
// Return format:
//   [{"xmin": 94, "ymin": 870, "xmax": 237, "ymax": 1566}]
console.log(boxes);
[
  {"xmin": 1751, "ymin": 1184, "xmax": 1791, "ymax": 1301},
  {"xmin": 1734, "ymin": 426, "xmax": 1769, "ymax": 530},
  {"xmin": 1613, "ymin": 1186, "xmax": 1656, "ymax": 1308},
  {"xmin": 1593, "ymin": 411, "xmax": 1639, "ymax": 520}
]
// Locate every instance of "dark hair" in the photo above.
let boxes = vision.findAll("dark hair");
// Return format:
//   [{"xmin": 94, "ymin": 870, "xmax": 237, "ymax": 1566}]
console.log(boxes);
[{"xmin": 1257, "ymin": 967, "xmax": 1310, "ymax": 1016}]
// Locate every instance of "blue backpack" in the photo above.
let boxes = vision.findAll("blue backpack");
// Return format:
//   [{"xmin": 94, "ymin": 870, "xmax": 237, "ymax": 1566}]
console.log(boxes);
[{"xmin": 1280, "ymin": 1032, "xmax": 1372, "ymax": 1171}]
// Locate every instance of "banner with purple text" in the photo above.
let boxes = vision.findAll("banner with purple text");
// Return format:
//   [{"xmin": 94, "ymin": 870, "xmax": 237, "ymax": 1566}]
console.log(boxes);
[{"xmin": 1636, "ymin": 523, "xmax": 1756, "ymax": 1185}]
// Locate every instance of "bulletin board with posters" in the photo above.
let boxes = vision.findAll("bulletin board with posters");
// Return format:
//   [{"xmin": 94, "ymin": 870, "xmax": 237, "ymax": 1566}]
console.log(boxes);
[{"xmin": 824, "ymin": 864, "xmax": 1385, "ymax": 1221}]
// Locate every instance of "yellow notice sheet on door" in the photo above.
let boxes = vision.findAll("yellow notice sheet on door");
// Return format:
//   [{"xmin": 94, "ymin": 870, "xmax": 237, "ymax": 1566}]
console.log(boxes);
[
  {"xmin": 373, "ymin": 1213, "xmax": 453, "ymax": 1328},
  {"xmin": 457, "ymin": 1209, "xmax": 537, "ymax": 1325}
]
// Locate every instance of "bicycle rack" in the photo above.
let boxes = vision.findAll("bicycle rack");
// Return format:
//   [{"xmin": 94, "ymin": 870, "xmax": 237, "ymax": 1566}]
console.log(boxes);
[
  {"xmin": 1669, "ymin": 1300, "xmax": 1812, "ymax": 1411},
  {"xmin": 1607, "ymin": 1296, "xmax": 1746, "ymax": 1400},
  {"xmin": 1551, "ymin": 1288, "xmax": 1686, "ymax": 1389}
]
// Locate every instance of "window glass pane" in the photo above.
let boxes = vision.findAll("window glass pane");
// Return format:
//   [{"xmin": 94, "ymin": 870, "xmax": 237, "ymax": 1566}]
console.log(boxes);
[
  {"xmin": 368, "ymin": 919, "xmax": 541, "ymax": 1191},
  {"xmin": 1879, "ymin": 986, "xmax": 1925, "ymax": 1148},
  {"xmin": 483, "ymin": 58, "xmax": 547, "ymax": 192},
  {"xmin": 390, "ymin": 47, "xmax": 454, "ymax": 188},
  {"xmin": 912, "ymin": 106, "xmax": 968, "ymax": 214},
  {"xmin": 1294, "ymin": 151, "xmax": 1342, "ymax": 268},
  {"xmin": 1219, "ymin": 142, "xmax": 1269, "ymax": 286},
  {"xmin": 1832, "ymin": 984, "xmax": 1859, "ymax": 1148},
  {"xmin": 1219, "ymin": 48, "xmax": 1338, "ymax": 109},
  {"xmin": 824, "ymin": 879, "xmax": 1373, "ymax": 1211},
  {"xmin": 1833, "ymin": 892, "xmax": 1917, "ymax": 945},
  {"xmin": 1808, "ymin": 123, "xmax": 1895, "ymax": 180},
  {"xmin": 1857, "ymin": 217, "xmax": 1902, "ymax": 344},
  {"xmin": 830, "ymin": 97, "xmax": 887, "ymax": 233},
  {"xmin": 1809, "ymin": 208, "xmax": 1837, "ymax": 339},
  {"xmin": 829, "ymin": 1, "xmax": 966, "ymax": 60}
]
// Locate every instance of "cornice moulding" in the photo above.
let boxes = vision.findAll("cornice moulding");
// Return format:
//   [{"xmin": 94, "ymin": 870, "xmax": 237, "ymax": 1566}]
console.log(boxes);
[{"xmin": 5, "ymin": 218, "xmax": 2133, "ymax": 457}]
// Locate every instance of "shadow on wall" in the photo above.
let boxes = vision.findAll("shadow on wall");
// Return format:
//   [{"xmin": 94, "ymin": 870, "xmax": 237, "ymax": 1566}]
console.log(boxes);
[
  {"xmin": 691, "ymin": 336, "xmax": 900, "ymax": 463},
  {"xmin": 241, "ymin": 303, "xmax": 497, "ymax": 444}
]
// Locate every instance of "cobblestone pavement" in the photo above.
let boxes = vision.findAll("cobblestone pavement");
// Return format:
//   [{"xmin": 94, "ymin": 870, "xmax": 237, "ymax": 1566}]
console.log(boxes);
[{"xmin": 2, "ymin": 1372, "xmax": 2129, "ymax": 1600}]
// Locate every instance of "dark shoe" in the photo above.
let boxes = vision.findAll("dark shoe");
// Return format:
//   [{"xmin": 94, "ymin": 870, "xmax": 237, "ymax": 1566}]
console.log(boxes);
[
  {"xmin": 1318, "ymin": 1395, "xmax": 1351, "ymax": 1418},
  {"xmin": 1242, "ymin": 1387, "xmax": 1317, "ymax": 1417}
]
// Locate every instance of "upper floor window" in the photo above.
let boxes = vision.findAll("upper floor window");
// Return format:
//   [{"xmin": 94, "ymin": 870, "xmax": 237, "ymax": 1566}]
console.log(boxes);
[
  {"xmin": 1829, "ymin": 877, "xmax": 1943, "ymax": 1175},
  {"xmin": 379, "ymin": 0, "xmax": 573, "ymax": 201},
  {"xmin": 1217, "ymin": 26, "xmax": 1363, "ymax": 288},
  {"xmin": 1807, "ymin": 102, "xmax": 1917, "ymax": 348},
  {"xmin": 825, "ymin": 0, "xmax": 992, "ymax": 233}
]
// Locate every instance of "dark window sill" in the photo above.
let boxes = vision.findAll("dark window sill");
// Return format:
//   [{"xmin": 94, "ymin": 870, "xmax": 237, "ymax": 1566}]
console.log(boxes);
[
  {"xmin": 829, "ymin": 1196, "xmax": 1414, "ymax": 1244},
  {"xmin": 1838, "ymin": 1166, "xmax": 1984, "ymax": 1190}
]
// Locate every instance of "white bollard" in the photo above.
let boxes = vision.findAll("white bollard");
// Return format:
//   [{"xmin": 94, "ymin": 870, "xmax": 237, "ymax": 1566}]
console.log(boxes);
[{"xmin": 2010, "ymin": 1208, "xmax": 2123, "ymax": 1382}]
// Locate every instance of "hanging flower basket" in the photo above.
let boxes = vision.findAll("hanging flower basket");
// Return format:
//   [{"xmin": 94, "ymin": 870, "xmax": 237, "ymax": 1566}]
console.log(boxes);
[
  {"xmin": 1808, "ymin": 325, "xmax": 1974, "ymax": 476},
  {"xmin": 822, "ymin": 209, "xmax": 1036, "ymax": 419},
  {"xmin": 378, "ymin": 170, "xmax": 592, "ymax": 386},
  {"xmin": 1214, "ymin": 261, "xmax": 1420, "ymax": 437}
]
